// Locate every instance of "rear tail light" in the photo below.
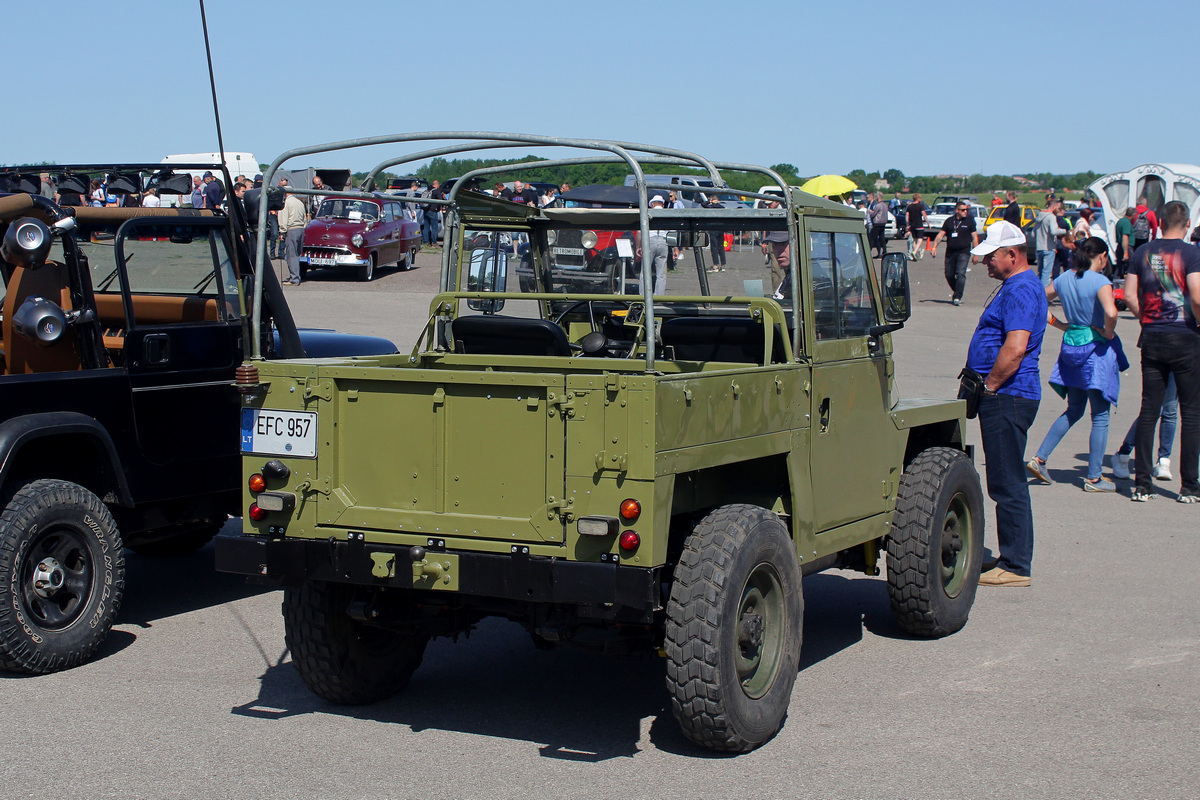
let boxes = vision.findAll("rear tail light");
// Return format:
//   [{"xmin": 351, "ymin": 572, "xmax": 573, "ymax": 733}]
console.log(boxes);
[
  {"xmin": 248, "ymin": 473, "xmax": 266, "ymax": 493},
  {"xmin": 619, "ymin": 498, "xmax": 641, "ymax": 521},
  {"xmin": 248, "ymin": 503, "xmax": 267, "ymax": 522},
  {"xmin": 619, "ymin": 531, "xmax": 640, "ymax": 552}
]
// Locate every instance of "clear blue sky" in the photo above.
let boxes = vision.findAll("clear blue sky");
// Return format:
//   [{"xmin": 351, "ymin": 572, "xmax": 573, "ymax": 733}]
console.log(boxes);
[{"xmin": 10, "ymin": 0, "xmax": 1198, "ymax": 178}]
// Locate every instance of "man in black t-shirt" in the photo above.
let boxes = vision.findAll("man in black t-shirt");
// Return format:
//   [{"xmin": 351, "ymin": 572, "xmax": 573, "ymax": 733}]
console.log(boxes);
[
  {"xmin": 930, "ymin": 202, "xmax": 979, "ymax": 305},
  {"xmin": 906, "ymin": 193, "xmax": 927, "ymax": 260},
  {"xmin": 1002, "ymin": 190, "xmax": 1022, "ymax": 227},
  {"xmin": 1124, "ymin": 200, "xmax": 1200, "ymax": 502}
]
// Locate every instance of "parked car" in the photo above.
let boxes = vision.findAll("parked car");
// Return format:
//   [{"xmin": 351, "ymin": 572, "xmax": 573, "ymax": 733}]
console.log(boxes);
[
  {"xmin": 300, "ymin": 195, "xmax": 421, "ymax": 282},
  {"xmin": 926, "ymin": 202, "xmax": 987, "ymax": 233},
  {"xmin": 386, "ymin": 176, "xmax": 428, "ymax": 193},
  {"xmin": 983, "ymin": 204, "xmax": 1040, "ymax": 231},
  {"xmin": 751, "ymin": 185, "xmax": 785, "ymax": 209}
]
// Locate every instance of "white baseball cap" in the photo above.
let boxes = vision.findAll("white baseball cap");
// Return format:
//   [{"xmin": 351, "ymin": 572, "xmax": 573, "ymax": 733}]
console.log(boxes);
[
  {"xmin": 971, "ymin": 220, "xmax": 1025, "ymax": 256},
  {"xmin": 649, "ymin": 195, "xmax": 665, "ymax": 205}
]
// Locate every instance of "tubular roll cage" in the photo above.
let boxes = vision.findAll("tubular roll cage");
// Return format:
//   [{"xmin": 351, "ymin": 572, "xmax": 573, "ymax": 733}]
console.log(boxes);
[{"xmin": 251, "ymin": 133, "xmax": 795, "ymax": 372}]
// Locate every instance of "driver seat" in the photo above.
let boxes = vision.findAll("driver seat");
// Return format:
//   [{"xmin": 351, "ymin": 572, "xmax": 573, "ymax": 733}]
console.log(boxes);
[{"xmin": 2, "ymin": 261, "xmax": 84, "ymax": 374}]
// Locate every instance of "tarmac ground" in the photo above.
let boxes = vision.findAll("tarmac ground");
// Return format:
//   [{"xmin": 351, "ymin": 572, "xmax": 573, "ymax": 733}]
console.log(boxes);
[{"xmin": 3, "ymin": 235, "xmax": 1197, "ymax": 799}]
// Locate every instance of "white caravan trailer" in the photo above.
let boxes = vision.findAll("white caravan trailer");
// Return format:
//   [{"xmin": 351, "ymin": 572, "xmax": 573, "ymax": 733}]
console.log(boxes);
[{"xmin": 1089, "ymin": 163, "xmax": 1200, "ymax": 251}]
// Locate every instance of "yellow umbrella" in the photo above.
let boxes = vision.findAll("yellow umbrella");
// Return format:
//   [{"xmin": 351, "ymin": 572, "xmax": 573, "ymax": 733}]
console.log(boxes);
[{"xmin": 799, "ymin": 174, "xmax": 858, "ymax": 197}]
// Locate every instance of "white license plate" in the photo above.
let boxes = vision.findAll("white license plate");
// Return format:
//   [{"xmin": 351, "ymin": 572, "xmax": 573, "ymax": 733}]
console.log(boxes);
[
  {"xmin": 553, "ymin": 247, "xmax": 584, "ymax": 257},
  {"xmin": 307, "ymin": 256, "xmax": 337, "ymax": 266},
  {"xmin": 241, "ymin": 408, "xmax": 317, "ymax": 458}
]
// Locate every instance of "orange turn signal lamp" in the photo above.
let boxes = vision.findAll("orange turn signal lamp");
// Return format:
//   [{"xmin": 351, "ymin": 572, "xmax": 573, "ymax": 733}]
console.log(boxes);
[{"xmin": 619, "ymin": 498, "xmax": 641, "ymax": 521}]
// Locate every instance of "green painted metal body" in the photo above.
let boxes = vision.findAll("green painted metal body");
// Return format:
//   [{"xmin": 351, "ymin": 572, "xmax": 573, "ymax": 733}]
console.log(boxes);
[{"xmin": 236, "ymin": 186, "xmax": 967, "ymax": 598}]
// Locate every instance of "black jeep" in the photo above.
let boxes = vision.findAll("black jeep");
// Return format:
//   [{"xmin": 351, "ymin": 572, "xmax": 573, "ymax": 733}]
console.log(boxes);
[{"xmin": 0, "ymin": 164, "xmax": 396, "ymax": 674}]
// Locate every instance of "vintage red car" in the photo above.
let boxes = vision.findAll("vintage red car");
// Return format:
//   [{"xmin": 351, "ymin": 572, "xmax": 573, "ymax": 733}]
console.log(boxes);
[{"xmin": 300, "ymin": 195, "xmax": 421, "ymax": 281}]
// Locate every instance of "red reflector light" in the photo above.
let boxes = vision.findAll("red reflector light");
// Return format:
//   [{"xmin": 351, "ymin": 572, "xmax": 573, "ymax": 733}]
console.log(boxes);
[
  {"xmin": 248, "ymin": 503, "xmax": 268, "ymax": 522},
  {"xmin": 619, "ymin": 531, "xmax": 640, "ymax": 552},
  {"xmin": 248, "ymin": 473, "xmax": 266, "ymax": 493},
  {"xmin": 619, "ymin": 498, "xmax": 641, "ymax": 520}
]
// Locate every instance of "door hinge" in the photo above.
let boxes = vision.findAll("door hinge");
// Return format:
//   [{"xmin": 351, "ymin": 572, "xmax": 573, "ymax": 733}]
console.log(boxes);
[
  {"xmin": 546, "ymin": 496, "xmax": 575, "ymax": 522},
  {"xmin": 546, "ymin": 392, "xmax": 576, "ymax": 418}
]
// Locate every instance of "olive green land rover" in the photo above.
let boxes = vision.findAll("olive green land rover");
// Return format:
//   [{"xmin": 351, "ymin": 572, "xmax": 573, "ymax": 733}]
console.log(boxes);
[{"xmin": 218, "ymin": 133, "xmax": 984, "ymax": 752}]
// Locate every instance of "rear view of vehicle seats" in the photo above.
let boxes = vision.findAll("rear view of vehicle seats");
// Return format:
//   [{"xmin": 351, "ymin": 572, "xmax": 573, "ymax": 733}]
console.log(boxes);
[{"xmin": 451, "ymin": 315, "xmax": 572, "ymax": 357}]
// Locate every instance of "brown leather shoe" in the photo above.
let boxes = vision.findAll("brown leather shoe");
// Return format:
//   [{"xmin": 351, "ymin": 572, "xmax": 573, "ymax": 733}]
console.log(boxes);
[{"xmin": 979, "ymin": 567, "xmax": 1031, "ymax": 587}]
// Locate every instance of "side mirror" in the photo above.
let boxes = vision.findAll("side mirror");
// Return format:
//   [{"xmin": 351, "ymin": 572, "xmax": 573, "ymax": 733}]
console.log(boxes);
[
  {"xmin": 13, "ymin": 295, "xmax": 67, "ymax": 346},
  {"xmin": 466, "ymin": 248, "xmax": 507, "ymax": 313},
  {"xmin": 880, "ymin": 252, "xmax": 911, "ymax": 323}
]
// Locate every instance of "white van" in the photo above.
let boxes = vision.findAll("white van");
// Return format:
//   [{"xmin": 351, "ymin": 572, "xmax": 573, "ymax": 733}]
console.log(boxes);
[{"xmin": 159, "ymin": 152, "xmax": 259, "ymax": 206}]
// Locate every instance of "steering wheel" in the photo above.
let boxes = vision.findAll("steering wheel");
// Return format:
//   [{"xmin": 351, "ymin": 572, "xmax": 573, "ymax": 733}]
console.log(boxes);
[{"xmin": 551, "ymin": 299, "xmax": 629, "ymax": 356}]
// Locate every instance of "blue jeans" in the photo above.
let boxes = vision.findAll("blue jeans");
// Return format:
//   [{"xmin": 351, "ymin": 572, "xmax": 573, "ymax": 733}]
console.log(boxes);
[
  {"xmin": 422, "ymin": 211, "xmax": 440, "ymax": 244},
  {"xmin": 978, "ymin": 393, "xmax": 1040, "ymax": 577},
  {"xmin": 1135, "ymin": 330, "xmax": 1200, "ymax": 493},
  {"xmin": 1036, "ymin": 249, "xmax": 1055, "ymax": 287},
  {"xmin": 1035, "ymin": 387, "xmax": 1110, "ymax": 480},
  {"xmin": 1118, "ymin": 372, "xmax": 1176, "ymax": 460}
]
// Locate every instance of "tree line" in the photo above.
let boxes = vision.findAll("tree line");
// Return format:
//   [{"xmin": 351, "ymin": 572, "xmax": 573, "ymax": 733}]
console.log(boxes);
[{"xmin": 352, "ymin": 157, "xmax": 1101, "ymax": 196}]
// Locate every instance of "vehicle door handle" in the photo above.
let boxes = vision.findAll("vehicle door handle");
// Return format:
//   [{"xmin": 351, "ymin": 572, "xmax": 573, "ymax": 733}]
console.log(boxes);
[
  {"xmin": 818, "ymin": 397, "xmax": 830, "ymax": 433},
  {"xmin": 143, "ymin": 333, "xmax": 170, "ymax": 365}
]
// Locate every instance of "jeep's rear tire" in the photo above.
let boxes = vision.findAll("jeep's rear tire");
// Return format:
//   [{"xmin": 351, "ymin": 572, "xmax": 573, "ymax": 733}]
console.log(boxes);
[
  {"xmin": 887, "ymin": 447, "xmax": 984, "ymax": 637},
  {"xmin": 283, "ymin": 580, "xmax": 428, "ymax": 705},
  {"xmin": 665, "ymin": 504, "xmax": 802, "ymax": 752},
  {"xmin": 0, "ymin": 479, "xmax": 125, "ymax": 674},
  {"xmin": 127, "ymin": 520, "xmax": 222, "ymax": 557},
  {"xmin": 357, "ymin": 253, "xmax": 376, "ymax": 282}
]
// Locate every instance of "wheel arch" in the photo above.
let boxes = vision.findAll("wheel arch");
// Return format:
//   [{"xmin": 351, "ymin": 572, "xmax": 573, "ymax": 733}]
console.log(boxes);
[
  {"xmin": 900, "ymin": 419, "xmax": 970, "ymax": 467},
  {"xmin": 0, "ymin": 413, "xmax": 133, "ymax": 507},
  {"xmin": 663, "ymin": 454, "xmax": 792, "ymax": 562}
]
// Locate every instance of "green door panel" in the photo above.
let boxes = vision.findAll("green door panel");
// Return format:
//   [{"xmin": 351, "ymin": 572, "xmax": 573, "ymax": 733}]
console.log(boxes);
[{"xmin": 810, "ymin": 356, "xmax": 899, "ymax": 531}]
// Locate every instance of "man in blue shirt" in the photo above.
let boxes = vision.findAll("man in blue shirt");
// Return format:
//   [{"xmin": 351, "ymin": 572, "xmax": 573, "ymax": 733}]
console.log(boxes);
[
  {"xmin": 189, "ymin": 175, "xmax": 204, "ymax": 209},
  {"xmin": 966, "ymin": 221, "xmax": 1048, "ymax": 586}
]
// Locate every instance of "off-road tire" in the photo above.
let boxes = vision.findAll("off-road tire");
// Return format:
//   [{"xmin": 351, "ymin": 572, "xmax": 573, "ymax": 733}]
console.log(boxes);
[
  {"xmin": 283, "ymin": 580, "xmax": 428, "ymax": 705},
  {"xmin": 0, "ymin": 479, "xmax": 125, "ymax": 674},
  {"xmin": 357, "ymin": 253, "xmax": 376, "ymax": 282},
  {"xmin": 127, "ymin": 520, "xmax": 222, "ymax": 557},
  {"xmin": 887, "ymin": 447, "xmax": 984, "ymax": 637},
  {"xmin": 664, "ymin": 504, "xmax": 803, "ymax": 752}
]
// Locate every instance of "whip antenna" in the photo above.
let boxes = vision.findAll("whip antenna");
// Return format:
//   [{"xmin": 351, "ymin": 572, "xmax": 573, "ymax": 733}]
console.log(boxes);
[{"xmin": 198, "ymin": 0, "xmax": 226, "ymax": 170}]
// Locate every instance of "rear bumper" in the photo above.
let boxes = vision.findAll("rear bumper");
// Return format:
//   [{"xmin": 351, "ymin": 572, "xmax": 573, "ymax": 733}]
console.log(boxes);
[{"xmin": 215, "ymin": 532, "xmax": 661, "ymax": 615}]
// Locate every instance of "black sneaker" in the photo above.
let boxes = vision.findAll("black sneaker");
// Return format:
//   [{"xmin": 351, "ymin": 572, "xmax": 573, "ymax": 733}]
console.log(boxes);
[{"xmin": 1178, "ymin": 488, "xmax": 1200, "ymax": 504}]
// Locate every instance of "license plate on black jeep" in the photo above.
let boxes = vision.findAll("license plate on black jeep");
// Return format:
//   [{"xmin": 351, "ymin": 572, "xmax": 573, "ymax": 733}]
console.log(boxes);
[{"xmin": 241, "ymin": 408, "xmax": 318, "ymax": 457}]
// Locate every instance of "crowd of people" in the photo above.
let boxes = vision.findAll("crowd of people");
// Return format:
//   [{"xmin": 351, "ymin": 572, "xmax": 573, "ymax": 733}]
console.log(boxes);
[{"xmin": 963, "ymin": 199, "xmax": 1199, "ymax": 589}]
